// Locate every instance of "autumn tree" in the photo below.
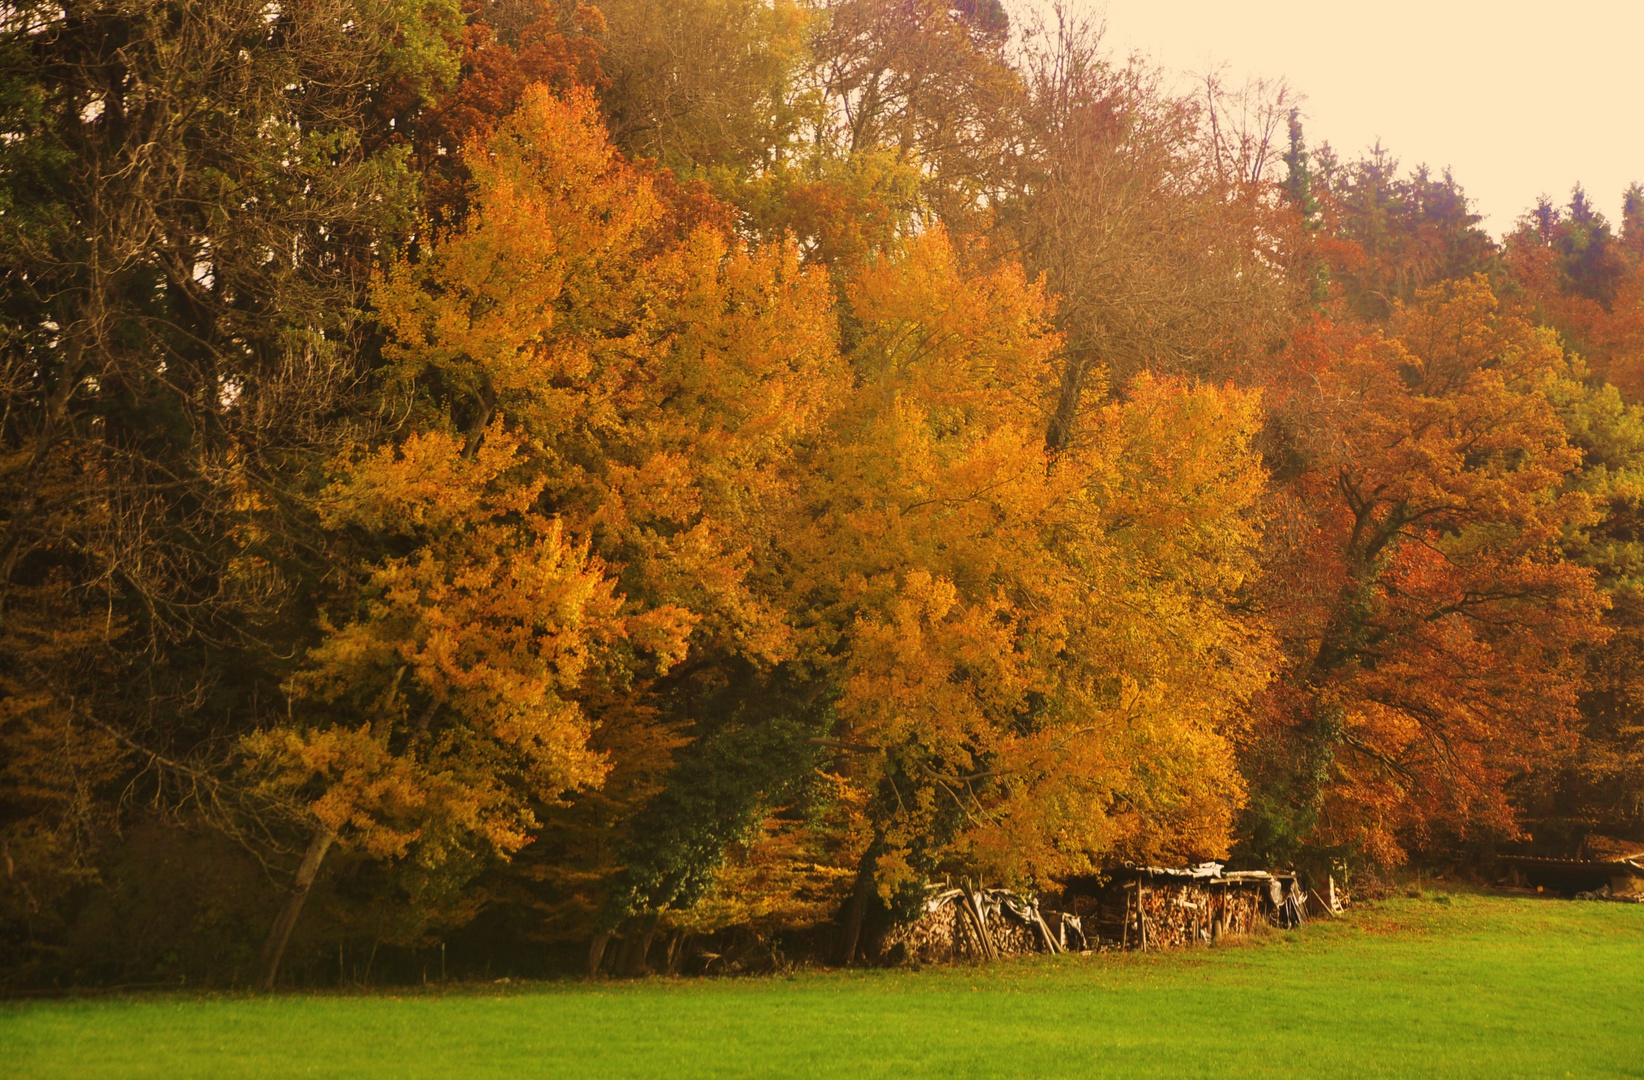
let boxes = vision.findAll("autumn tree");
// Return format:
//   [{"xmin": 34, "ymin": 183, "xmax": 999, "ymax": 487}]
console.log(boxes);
[
  {"xmin": 766, "ymin": 230, "xmax": 1273, "ymax": 958},
  {"xmin": 994, "ymin": 15, "xmax": 1305, "ymax": 450},
  {"xmin": 1244, "ymin": 278, "xmax": 1609, "ymax": 868},
  {"xmin": 1504, "ymin": 187, "xmax": 1644, "ymax": 849},
  {"xmin": 242, "ymin": 421, "xmax": 692, "ymax": 986},
  {"xmin": 802, "ymin": 0, "xmax": 1020, "ymax": 232},
  {"xmin": 1517, "ymin": 372, "xmax": 1644, "ymax": 846},
  {"xmin": 17, "ymin": 0, "xmax": 1644, "ymax": 988},
  {"xmin": 301, "ymin": 84, "xmax": 850, "ymax": 976},
  {"xmin": 656, "ymin": 0, "xmax": 1024, "ymax": 269},
  {"xmin": 1309, "ymin": 145, "xmax": 1498, "ymax": 322},
  {"xmin": 410, "ymin": 0, "xmax": 607, "ymax": 221},
  {"xmin": 595, "ymin": 0, "xmax": 810, "ymax": 175}
]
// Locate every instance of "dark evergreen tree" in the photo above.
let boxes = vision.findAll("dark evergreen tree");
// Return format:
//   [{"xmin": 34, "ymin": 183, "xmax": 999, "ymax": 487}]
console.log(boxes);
[{"xmin": 1315, "ymin": 147, "xmax": 1496, "ymax": 320}]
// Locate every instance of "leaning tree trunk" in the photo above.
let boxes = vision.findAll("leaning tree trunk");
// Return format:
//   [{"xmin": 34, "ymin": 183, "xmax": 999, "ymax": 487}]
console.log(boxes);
[
  {"xmin": 257, "ymin": 830, "xmax": 335, "ymax": 990},
  {"xmin": 840, "ymin": 854, "xmax": 875, "ymax": 965}
]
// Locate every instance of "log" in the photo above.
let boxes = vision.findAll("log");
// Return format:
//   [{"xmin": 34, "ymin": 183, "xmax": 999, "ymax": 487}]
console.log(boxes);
[
  {"xmin": 965, "ymin": 891, "xmax": 998, "ymax": 961},
  {"xmin": 1032, "ymin": 909, "xmax": 1062, "ymax": 954}
]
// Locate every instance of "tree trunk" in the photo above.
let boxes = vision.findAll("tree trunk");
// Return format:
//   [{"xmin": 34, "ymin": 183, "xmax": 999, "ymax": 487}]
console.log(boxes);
[
  {"xmin": 587, "ymin": 931, "xmax": 610, "ymax": 978},
  {"xmin": 614, "ymin": 929, "xmax": 638, "ymax": 975},
  {"xmin": 840, "ymin": 854, "xmax": 875, "ymax": 965},
  {"xmin": 257, "ymin": 830, "xmax": 334, "ymax": 990},
  {"xmin": 630, "ymin": 917, "xmax": 660, "ymax": 976},
  {"xmin": 1045, "ymin": 341, "xmax": 1097, "ymax": 454},
  {"xmin": 665, "ymin": 933, "xmax": 687, "ymax": 975}
]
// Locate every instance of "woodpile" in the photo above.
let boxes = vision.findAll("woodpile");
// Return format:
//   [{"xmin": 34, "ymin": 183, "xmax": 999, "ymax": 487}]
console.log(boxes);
[
  {"xmin": 1061, "ymin": 864, "xmax": 1312, "ymax": 951},
  {"xmin": 877, "ymin": 888, "xmax": 1063, "ymax": 965},
  {"xmin": 878, "ymin": 892, "xmax": 975, "ymax": 964},
  {"xmin": 1126, "ymin": 878, "xmax": 1275, "ymax": 950},
  {"xmin": 876, "ymin": 863, "xmax": 1324, "ymax": 966},
  {"xmin": 1132, "ymin": 869, "xmax": 1310, "ymax": 949}
]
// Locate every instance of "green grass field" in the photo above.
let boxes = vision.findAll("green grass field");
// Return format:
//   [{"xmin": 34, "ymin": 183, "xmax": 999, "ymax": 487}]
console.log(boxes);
[{"xmin": 5, "ymin": 891, "xmax": 1641, "ymax": 1079}]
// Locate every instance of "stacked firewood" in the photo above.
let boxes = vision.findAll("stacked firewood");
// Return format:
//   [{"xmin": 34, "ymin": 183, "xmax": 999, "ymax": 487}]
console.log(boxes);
[
  {"xmin": 1125, "ymin": 881, "xmax": 1280, "ymax": 949},
  {"xmin": 1134, "ymin": 883, "xmax": 1206, "ymax": 949},
  {"xmin": 981, "ymin": 901, "xmax": 1042, "ymax": 957},
  {"xmin": 879, "ymin": 892, "xmax": 976, "ymax": 964},
  {"xmin": 877, "ymin": 870, "xmax": 1313, "ymax": 964},
  {"xmin": 1214, "ymin": 887, "xmax": 1266, "ymax": 938},
  {"xmin": 877, "ymin": 887, "xmax": 1062, "ymax": 964}
]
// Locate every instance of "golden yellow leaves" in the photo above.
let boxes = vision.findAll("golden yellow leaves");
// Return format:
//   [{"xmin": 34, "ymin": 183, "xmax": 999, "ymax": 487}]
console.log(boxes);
[
  {"xmin": 255, "ymin": 82, "xmax": 1277, "ymax": 907},
  {"xmin": 257, "ymin": 84, "xmax": 845, "ymax": 873},
  {"xmin": 256, "ymin": 421, "xmax": 695, "ymax": 859},
  {"xmin": 781, "ymin": 228, "xmax": 1274, "ymax": 888}
]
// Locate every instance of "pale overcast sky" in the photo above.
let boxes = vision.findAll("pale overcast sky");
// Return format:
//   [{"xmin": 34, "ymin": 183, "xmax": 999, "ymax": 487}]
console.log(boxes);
[{"xmin": 1083, "ymin": 0, "xmax": 1643, "ymax": 235}]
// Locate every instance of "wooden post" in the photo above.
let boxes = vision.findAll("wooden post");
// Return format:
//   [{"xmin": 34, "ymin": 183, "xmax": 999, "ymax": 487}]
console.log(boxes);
[{"xmin": 1032, "ymin": 908, "xmax": 1062, "ymax": 955}]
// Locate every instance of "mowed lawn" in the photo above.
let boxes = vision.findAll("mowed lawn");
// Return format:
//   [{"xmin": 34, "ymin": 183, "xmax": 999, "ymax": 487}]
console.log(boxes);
[{"xmin": 5, "ymin": 891, "xmax": 1641, "ymax": 1079}]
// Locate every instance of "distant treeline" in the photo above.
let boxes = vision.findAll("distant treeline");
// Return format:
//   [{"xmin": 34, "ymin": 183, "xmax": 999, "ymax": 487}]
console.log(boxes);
[{"xmin": 2, "ymin": 0, "xmax": 1641, "ymax": 988}]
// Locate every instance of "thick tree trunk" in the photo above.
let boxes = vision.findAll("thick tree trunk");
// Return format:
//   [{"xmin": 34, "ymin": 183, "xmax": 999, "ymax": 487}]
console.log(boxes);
[
  {"xmin": 614, "ymin": 929, "xmax": 638, "ymax": 974},
  {"xmin": 1045, "ymin": 341, "xmax": 1097, "ymax": 454},
  {"xmin": 630, "ymin": 917, "xmax": 660, "ymax": 976},
  {"xmin": 257, "ymin": 830, "xmax": 334, "ymax": 990}
]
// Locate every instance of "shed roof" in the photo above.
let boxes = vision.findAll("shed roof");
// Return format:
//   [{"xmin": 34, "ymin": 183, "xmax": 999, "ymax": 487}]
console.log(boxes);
[
  {"xmin": 1499, "ymin": 854, "xmax": 1644, "ymax": 874},
  {"xmin": 1123, "ymin": 863, "xmax": 1296, "ymax": 884}
]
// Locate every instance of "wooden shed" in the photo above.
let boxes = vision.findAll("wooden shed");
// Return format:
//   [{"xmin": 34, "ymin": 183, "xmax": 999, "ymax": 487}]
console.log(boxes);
[{"xmin": 1499, "ymin": 854, "xmax": 1644, "ymax": 898}]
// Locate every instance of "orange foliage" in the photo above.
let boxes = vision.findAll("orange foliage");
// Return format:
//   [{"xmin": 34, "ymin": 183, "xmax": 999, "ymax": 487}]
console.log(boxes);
[
  {"xmin": 1508, "ymin": 241, "xmax": 1644, "ymax": 402},
  {"xmin": 1251, "ymin": 278, "xmax": 1610, "ymax": 864},
  {"xmin": 376, "ymin": 85, "xmax": 841, "ymax": 664},
  {"xmin": 414, "ymin": 0, "xmax": 607, "ymax": 219}
]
